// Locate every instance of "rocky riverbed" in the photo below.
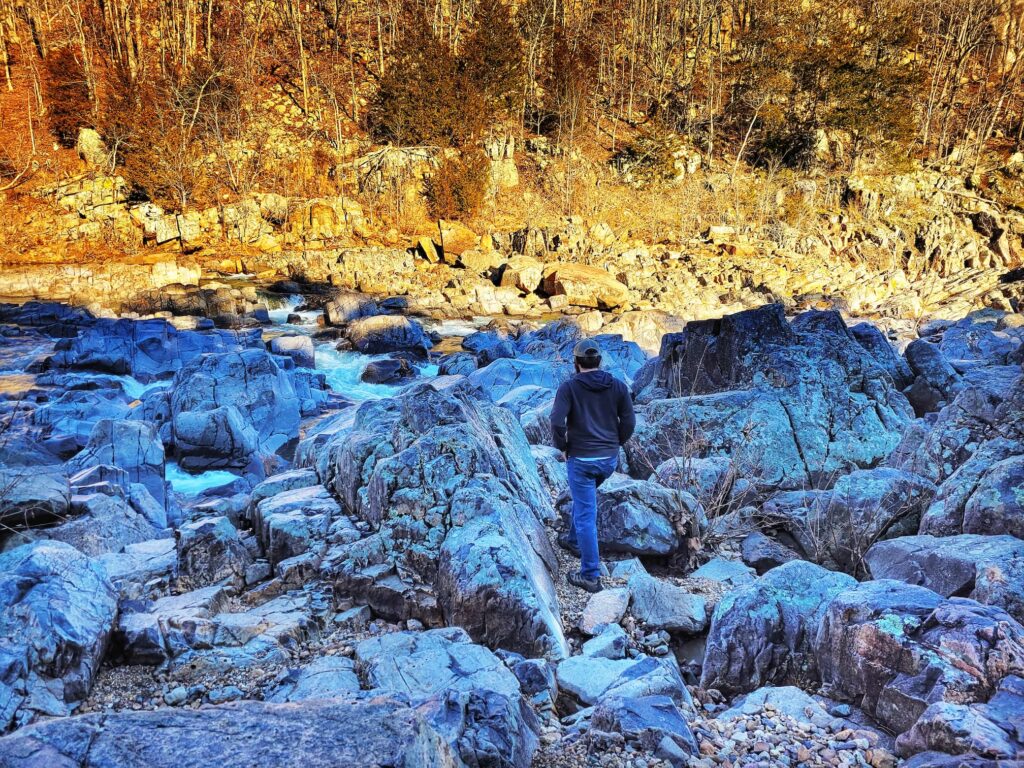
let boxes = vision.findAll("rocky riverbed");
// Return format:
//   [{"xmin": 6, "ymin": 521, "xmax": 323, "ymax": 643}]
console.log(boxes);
[{"xmin": 0, "ymin": 291, "xmax": 1021, "ymax": 768}]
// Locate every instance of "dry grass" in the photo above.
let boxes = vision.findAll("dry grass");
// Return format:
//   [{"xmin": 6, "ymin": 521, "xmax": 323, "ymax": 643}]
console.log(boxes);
[{"xmin": 457, "ymin": 145, "xmax": 844, "ymax": 250}]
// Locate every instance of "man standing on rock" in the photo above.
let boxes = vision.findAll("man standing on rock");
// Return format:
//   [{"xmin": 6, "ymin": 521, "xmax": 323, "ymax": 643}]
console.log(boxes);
[{"xmin": 551, "ymin": 339, "xmax": 636, "ymax": 593}]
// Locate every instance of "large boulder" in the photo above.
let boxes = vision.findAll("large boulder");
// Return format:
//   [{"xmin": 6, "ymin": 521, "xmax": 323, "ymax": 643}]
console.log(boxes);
[
  {"xmin": 175, "ymin": 516, "xmax": 254, "ymax": 591},
  {"xmin": 0, "ymin": 301, "xmax": 94, "ymax": 336},
  {"xmin": 588, "ymin": 334, "xmax": 650, "ymax": 386},
  {"xmin": 50, "ymin": 318, "xmax": 263, "ymax": 382},
  {"xmin": 510, "ymin": 320, "xmax": 649, "ymax": 385},
  {"xmin": 0, "ymin": 469, "xmax": 70, "ymax": 529},
  {"xmin": 865, "ymin": 534, "xmax": 1024, "ymax": 622},
  {"xmin": 894, "ymin": 675, "xmax": 1024, "ymax": 760},
  {"xmin": 65, "ymin": 419, "xmax": 166, "ymax": 508},
  {"xmin": 652, "ymin": 456, "xmax": 734, "ymax": 509},
  {"xmin": 0, "ymin": 542, "xmax": 118, "ymax": 731},
  {"xmin": 0, "ymin": 697, "xmax": 460, "ymax": 767},
  {"xmin": 590, "ymin": 474, "xmax": 700, "ymax": 558},
  {"xmin": 764, "ymin": 467, "xmax": 936, "ymax": 573},
  {"xmin": 251, "ymin": 484, "xmax": 344, "ymax": 568},
  {"xmin": 466, "ymin": 358, "xmax": 571, "ymax": 402},
  {"xmin": 360, "ymin": 358, "xmax": 416, "ymax": 384},
  {"xmin": 815, "ymin": 581, "xmax": 1024, "ymax": 736},
  {"xmin": 268, "ymin": 334, "xmax": 315, "ymax": 368},
  {"xmin": 541, "ymin": 263, "xmax": 631, "ymax": 309},
  {"xmin": 938, "ymin": 311, "xmax": 1024, "ymax": 366},
  {"xmin": 320, "ymin": 382, "xmax": 567, "ymax": 658},
  {"xmin": 628, "ymin": 571, "xmax": 707, "ymax": 633},
  {"xmin": 590, "ymin": 696, "xmax": 698, "ymax": 760},
  {"xmin": 849, "ymin": 322, "xmax": 913, "ymax": 390},
  {"xmin": 344, "ymin": 315, "xmax": 430, "ymax": 357},
  {"xmin": 324, "ymin": 291, "xmax": 379, "ymax": 325},
  {"xmin": 904, "ymin": 338, "xmax": 963, "ymax": 414},
  {"xmin": 918, "ymin": 438, "xmax": 1022, "ymax": 537},
  {"xmin": 500, "ymin": 255, "xmax": 544, "ymax": 293},
  {"xmin": 356, "ymin": 628, "xmax": 538, "ymax": 768},
  {"xmin": 739, "ymin": 531, "xmax": 800, "ymax": 574},
  {"xmin": 700, "ymin": 560, "xmax": 856, "ymax": 695},
  {"xmin": 630, "ymin": 307, "xmax": 913, "ymax": 492},
  {"xmin": 31, "ymin": 389, "xmax": 132, "ymax": 454},
  {"xmin": 171, "ymin": 349, "xmax": 301, "ymax": 458},
  {"xmin": 171, "ymin": 406, "xmax": 259, "ymax": 472},
  {"xmin": 957, "ymin": 455, "xmax": 1024, "ymax": 538},
  {"xmin": 602, "ymin": 311, "xmax": 687, "ymax": 357},
  {"xmin": 627, "ymin": 390, "xmax": 807, "ymax": 490},
  {"xmin": 887, "ymin": 367, "xmax": 1024, "ymax": 487},
  {"xmin": 496, "ymin": 385, "xmax": 554, "ymax": 419},
  {"xmin": 438, "ymin": 221, "xmax": 479, "ymax": 257}
]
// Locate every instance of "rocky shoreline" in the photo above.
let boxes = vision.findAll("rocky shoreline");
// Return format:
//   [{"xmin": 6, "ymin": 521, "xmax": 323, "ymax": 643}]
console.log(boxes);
[
  {"xmin": 0, "ymin": 291, "xmax": 1021, "ymax": 767},
  {"xmin": 4, "ymin": 165, "xmax": 1023, "ymax": 334}
]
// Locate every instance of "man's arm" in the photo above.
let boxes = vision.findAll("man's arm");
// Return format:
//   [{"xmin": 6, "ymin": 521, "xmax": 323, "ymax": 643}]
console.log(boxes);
[
  {"xmin": 550, "ymin": 382, "xmax": 571, "ymax": 453},
  {"xmin": 617, "ymin": 383, "xmax": 636, "ymax": 444}
]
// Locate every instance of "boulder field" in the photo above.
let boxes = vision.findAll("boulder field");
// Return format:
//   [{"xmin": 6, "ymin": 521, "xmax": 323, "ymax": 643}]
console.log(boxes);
[{"xmin": 0, "ymin": 298, "xmax": 1021, "ymax": 767}]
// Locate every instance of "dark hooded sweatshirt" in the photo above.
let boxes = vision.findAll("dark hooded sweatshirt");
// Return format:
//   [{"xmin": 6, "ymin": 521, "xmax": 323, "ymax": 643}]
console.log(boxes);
[{"xmin": 550, "ymin": 370, "xmax": 636, "ymax": 458}]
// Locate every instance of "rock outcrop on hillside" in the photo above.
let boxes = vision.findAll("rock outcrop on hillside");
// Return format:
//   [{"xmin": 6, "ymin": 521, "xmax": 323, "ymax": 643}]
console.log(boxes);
[{"xmin": 4, "ymin": 160, "xmax": 1021, "ymax": 323}]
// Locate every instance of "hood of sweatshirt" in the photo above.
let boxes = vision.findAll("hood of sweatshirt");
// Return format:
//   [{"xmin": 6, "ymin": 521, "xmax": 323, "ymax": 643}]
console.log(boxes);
[{"xmin": 575, "ymin": 369, "xmax": 614, "ymax": 391}]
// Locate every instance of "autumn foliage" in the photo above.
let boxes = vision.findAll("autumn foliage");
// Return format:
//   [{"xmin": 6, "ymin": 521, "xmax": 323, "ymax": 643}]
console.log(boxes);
[
  {"xmin": 43, "ymin": 48, "xmax": 92, "ymax": 148},
  {"xmin": 0, "ymin": 0, "xmax": 1020, "ymax": 209},
  {"xmin": 425, "ymin": 149, "xmax": 490, "ymax": 219}
]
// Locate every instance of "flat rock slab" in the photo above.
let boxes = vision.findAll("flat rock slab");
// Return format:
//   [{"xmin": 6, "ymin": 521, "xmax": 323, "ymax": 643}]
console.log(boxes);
[
  {"xmin": 557, "ymin": 653, "xmax": 689, "ymax": 708},
  {"xmin": 356, "ymin": 627, "xmax": 521, "ymax": 700},
  {"xmin": 716, "ymin": 686, "xmax": 829, "ymax": 725},
  {"xmin": 266, "ymin": 656, "xmax": 360, "ymax": 702},
  {"xmin": 691, "ymin": 557, "xmax": 756, "ymax": 587},
  {"xmin": 117, "ymin": 586, "xmax": 325, "ymax": 670},
  {"xmin": 628, "ymin": 572, "xmax": 707, "ymax": 634},
  {"xmin": 96, "ymin": 538, "xmax": 175, "ymax": 588},
  {"xmin": 0, "ymin": 697, "xmax": 458, "ymax": 767},
  {"xmin": 579, "ymin": 588, "xmax": 630, "ymax": 635}
]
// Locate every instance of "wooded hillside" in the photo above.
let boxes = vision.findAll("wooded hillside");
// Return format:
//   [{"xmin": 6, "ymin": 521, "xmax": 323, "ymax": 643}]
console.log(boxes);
[{"xmin": 1, "ymin": 0, "xmax": 1022, "ymax": 214}]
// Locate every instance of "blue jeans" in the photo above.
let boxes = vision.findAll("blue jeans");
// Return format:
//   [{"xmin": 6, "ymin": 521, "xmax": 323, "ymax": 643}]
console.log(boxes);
[{"xmin": 566, "ymin": 455, "xmax": 618, "ymax": 580}]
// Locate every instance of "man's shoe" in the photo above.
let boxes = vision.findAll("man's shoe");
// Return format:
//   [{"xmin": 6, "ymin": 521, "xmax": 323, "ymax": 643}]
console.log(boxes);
[
  {"xmin": 557, "ymin": 532, "xmax": 580, "ymax": 556},
  {"xmin": 567, "ymin": 570, "xmax": 603, "ymax": 593}
]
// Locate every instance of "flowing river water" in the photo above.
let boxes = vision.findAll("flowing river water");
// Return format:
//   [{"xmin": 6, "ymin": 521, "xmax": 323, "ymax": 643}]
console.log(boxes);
[{"xmin": 160, "ymin": 294, "xmax": 488, "ymax": 495}]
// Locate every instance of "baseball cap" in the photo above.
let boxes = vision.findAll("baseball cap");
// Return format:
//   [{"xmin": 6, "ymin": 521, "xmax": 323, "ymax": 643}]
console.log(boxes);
[{"xmin": 573, "ymin": 339, "xmax": 601, "ymax": 359}]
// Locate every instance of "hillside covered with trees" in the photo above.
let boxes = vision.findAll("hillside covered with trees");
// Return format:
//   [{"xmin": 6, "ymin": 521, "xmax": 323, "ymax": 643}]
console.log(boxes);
[{"xmin": 1, "ymin": 0, "xmax": 1023, "ymax": 220}]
